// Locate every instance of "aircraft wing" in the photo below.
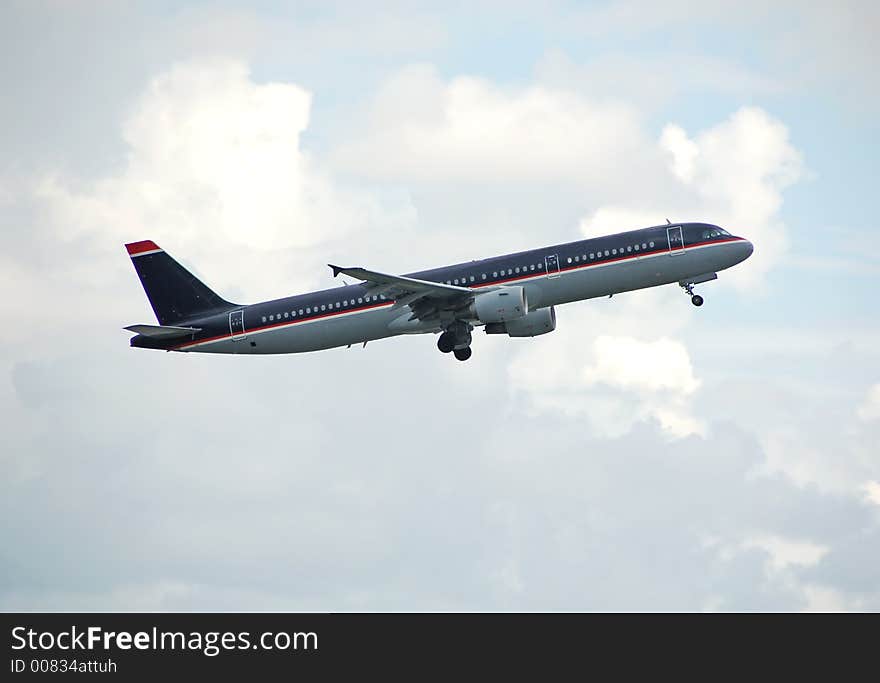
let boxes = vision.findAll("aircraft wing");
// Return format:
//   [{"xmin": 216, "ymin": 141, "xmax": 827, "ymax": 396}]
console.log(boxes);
[{"xmin": 329, "ymin": 264, "xmax": 493, "ymax": 322}]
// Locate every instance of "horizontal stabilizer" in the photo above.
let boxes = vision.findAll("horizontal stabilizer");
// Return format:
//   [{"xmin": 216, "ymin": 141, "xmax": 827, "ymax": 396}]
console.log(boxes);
[{"xmin": 124, "ymin": 324, "xmax": 202, "ymax": 339}]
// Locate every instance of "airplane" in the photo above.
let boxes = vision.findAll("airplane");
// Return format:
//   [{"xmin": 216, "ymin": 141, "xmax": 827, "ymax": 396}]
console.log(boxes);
[{"xmin": 123, "ymin": 221, "xmax": 753, "ymax": 362}]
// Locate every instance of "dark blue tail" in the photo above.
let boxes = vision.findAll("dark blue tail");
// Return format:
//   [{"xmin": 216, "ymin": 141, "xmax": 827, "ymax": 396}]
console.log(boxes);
[{"xmin": 125, "ymin": 240, "xmax": 235, "ymax": 325}]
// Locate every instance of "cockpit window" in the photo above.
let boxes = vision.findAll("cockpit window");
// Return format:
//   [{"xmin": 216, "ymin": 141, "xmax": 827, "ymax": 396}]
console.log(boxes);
[{"xmin": 701, "ymin": 227, "xmax": 731, "ymax": 239}]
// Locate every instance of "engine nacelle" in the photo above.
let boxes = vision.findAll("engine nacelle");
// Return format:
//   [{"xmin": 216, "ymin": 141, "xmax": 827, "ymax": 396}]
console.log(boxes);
[
  {"xmin": 470, "ymin": 286, "xmax": 528, "ymax": 323},
  {"xmin": 485, "ymin": 306, "xmax": 556, "ymax": 337}
]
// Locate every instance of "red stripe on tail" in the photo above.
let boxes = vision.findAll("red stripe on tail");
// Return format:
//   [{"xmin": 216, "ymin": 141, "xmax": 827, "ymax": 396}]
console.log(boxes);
[{"xmin": 125, "ymin": 240, "xmax": 162, "ymax": 256}]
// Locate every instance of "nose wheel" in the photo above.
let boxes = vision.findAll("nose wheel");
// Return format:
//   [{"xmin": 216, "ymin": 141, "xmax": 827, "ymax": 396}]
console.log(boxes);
[{"xmin": 680, "ymin": 281, "xmax": 705, "ymax": 307}]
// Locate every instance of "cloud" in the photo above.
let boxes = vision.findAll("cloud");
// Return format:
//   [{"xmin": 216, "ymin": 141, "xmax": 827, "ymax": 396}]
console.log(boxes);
[
  {"xmin": 28, "ymin": 58, "xmax": 415, "ymax": 306},
  {"xmin": 582, "ymin": 107, "xmax": 804, "ymax": 289},
  {"xmin": 857, "ymin": 383, "xmax": 880, "ymax": 421},
  {"xmin": 332, "ymin": 64, "xmax": 648, "ymax": 187},
  {"xmin": 534, "ymin": 49, "xmax": 782, "ymax": 112},
  {"xmin": 509, "ymin": 322, "xmax": 704, "ymax": 439},
  {"xmin": 555, "ymin": 1, "xmax": 879, "ymax": 109},
  {"xmin": 741, "ymin": 534, "xmax": 829, "ymax": 573}
]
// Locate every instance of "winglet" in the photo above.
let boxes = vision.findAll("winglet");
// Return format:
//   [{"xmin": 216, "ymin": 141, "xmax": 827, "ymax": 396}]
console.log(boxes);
[{"xmin": 329, "ymin": 264, "xmax": 345, "ymax": 278}]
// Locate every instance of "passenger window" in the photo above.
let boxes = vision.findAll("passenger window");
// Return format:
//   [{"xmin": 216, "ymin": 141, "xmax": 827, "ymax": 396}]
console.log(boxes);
[
  {"xmin": 269, "ymin": 315, "xmax": 274, "ymax": 321},
  {"xmin": 590, "ymin": 253, "xmax": 594, "ymax": 259},
  {"xmin": 530, "ymin": 265, "xmax": 535, "ymax": 271},
  {"xmin": 470, "ymin": 275, "xmax": 475, "ymax": 282},
  {"xmin": 642, "ymin": 243, "xmax": 647, "ymax": 249},
  {"xmin": 612, "ymin": 249, "xmax": 617, "ymax": 255},
  {"xmin": 649, "ymin": 241, "xmax": 655, "ymax": 247},
  {"xmin": 493, "ymin": 272, "xmax": 497, "ymax": 277},
  {"xmin": 604, "ymin": 250, "xmax": 610, "ymax": 256},
  {"xmin": 627, "ymin": 246, "xmax": 632, "ymax": 252},
  {"xmin": 537, "ymin": 262, "xmax": 543, "ymax": 269},
  {"xmin": 515, "ymin": 267, "xmax": 520, "ymax": 273},
  {"xmin": 262, "ymin": 316, "xmax": 267, "ymax": 323},
  {"xmin": 284, "ymin": 312, "xmax": 289, "ymax": 318},
  {"xmin": 508, "ymin": 269, "xmax": 513, "ymax": 275},
  {"xmin": 567, "ymin": 257, "xmax": 572, "ymax": 264},
  {"xmin": 482, "ymin": 273, "xmax": 487, "ymax": 280}
]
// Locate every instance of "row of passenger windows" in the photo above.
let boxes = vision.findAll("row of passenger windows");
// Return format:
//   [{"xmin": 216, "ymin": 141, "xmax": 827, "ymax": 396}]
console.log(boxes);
[
  {"xmin": 262, "ymin": 294, "xmax": 385, "ymax": 323},
  {"xmin": 565, "ymin": 241, "xmax": 656, "ymax": 264},
  {"xmin": 447, "ymin": 261, "xmax": 543, "ymax": 284},
  {"xmin": 442, "ymin": 240, "xmax": 657, "ymax": 283},
  {"xmin": 259, "ymin": 239, "xmax": 660, "ymax": 324}
]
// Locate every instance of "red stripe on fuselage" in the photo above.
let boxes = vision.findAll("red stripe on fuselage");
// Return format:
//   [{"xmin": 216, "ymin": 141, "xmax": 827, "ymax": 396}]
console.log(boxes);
[
  {"xmin": 172, "ymin": 237, "xmax": 744, "ymax": 350},
  {"xmin": 172, "ymin": 299, "xmax": 395, "ymax": 350},
  {"xmin": 469, "ymin": 236, "xmax": 745, "ymax": 287}
]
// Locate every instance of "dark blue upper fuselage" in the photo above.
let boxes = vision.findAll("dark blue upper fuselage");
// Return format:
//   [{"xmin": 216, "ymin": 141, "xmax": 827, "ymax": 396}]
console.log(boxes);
[{"xmin": 131, "ymin": 222, "xmax": 741, "ymax": 350}]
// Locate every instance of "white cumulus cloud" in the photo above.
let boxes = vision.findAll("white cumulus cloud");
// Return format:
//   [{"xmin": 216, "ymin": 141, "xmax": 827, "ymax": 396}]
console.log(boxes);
[
  {"xmin": 857, "ymin": 383, "xmax": 880, "ymax": 422},
  {"xmin": 582, "ymin": 106, "xmax": 804, "ymax": 288},
  {"xmin": 333, "ymin": 64, "xmax": 647, "ymax": 187},
  {"xmin": 30, "ymin": 58, "xmax": 414, "ymax": 304},
  {"xmin": 509, "ymin": 330, "xmax": 703, "ymax": 439}
]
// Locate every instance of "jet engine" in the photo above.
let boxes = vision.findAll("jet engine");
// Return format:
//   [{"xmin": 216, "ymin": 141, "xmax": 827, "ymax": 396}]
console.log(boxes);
[
  {"xmin": 470, "ymin": 286, "xmax": 528, "ymax": 323},
  {"xmin": 485, "ymin": 306, "xmax": 556, "ymax": 337}
]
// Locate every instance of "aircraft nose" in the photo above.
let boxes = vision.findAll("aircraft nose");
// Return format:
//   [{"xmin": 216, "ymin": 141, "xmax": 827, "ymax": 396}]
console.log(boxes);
[{"xmin": 738, "ymin": 239, "xmax": 754, "ymax": 262}]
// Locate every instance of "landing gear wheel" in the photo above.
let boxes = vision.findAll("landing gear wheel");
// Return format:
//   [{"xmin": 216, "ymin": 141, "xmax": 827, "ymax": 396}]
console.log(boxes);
[
  {"xmin": 437, "ymin": 332, "xmax": 454, "ymax": 353},
  {"xmin": 691, "ymin": 294, "xmax": 704, "ymax": 307},
  {"xmin": 453, "ymin": 347, "xmax": 472, "ymax": 361}
]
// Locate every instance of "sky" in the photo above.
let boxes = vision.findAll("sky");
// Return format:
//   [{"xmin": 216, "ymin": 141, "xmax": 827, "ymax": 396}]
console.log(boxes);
[{"xmin": 1, "ymin": 0, "xmax": 878, "ymax": 611}]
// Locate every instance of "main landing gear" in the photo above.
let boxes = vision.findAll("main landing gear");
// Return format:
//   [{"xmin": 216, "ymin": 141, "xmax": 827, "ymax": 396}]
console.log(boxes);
[{"xmin": 437, "ymin": 321, "xmax": 473, "ymax": 361}]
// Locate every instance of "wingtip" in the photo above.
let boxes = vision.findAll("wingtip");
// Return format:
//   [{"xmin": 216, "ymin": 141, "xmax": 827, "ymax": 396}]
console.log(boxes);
[{"xmin": 328, "ymin": 264, "xmax": 342, "ymax": 277}]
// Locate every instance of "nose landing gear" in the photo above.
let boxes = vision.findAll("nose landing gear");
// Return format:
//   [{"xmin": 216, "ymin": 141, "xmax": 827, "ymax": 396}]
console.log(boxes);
[
  {"xmin": 680, "ymin": 281, "xmax": 705, "ymax": 307},
  {"xmin": 678, "ymin": 272, "xmax": 716, "ymax": 307}
]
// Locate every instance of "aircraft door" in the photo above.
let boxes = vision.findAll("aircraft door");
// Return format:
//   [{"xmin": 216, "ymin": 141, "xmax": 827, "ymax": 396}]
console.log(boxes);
[
  {"xmin": 545, "ymin": 254, "xmax": 561, "ymax": 278},
  {"xmin": 667, "ymin": 226, "xmax": 685, "ymax": 255},
  {"xmin": 229, "ymin": 310, "xmax": 246, "ymax": 340}
]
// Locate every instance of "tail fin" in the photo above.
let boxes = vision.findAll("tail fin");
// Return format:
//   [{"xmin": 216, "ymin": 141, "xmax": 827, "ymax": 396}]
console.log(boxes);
[{"xmin": 125, "ymin": 240, "xmax": 235, "ymax": 325}]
